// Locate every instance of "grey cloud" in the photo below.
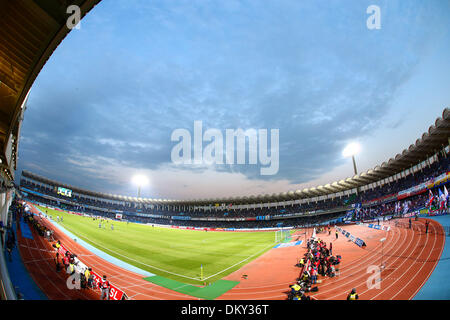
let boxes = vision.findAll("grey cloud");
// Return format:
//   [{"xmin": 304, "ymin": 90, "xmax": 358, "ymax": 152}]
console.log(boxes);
[{"xmin": 17, "ymin": 0, "xmax": 448, "ymax": 196}]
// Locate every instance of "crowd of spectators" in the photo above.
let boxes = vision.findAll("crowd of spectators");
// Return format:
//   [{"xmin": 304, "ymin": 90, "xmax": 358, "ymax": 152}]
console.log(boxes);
[
  {"xmin": 288, "ymin": 228, "xmax": 341, "ymax": 300},
  {"xmin": 12, "ymin": 198, "xmax": 115, "ymax": 300},
  {"xmin": 18, "ymin": 153, "xmax": 449, "ymax": 229},
  {"xmin": 18, "ymin": 185, "xmax": 442, "ymax": 230},
  {"xmin": 22, "ymin": 210, "xmax": 53, "ymax": 238},
  {"xmin": 358, "ymin": 154, "xmax": 449, "ymax": 204}
]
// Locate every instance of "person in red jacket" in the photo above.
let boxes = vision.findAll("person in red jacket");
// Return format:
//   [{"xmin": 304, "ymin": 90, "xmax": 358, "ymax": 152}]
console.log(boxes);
[
  {"xmin": 100, "ymin": 275, "xmax": 110, "ymax": 300},
  {"xmin": 63, "ymin": 255, "xmax": 70, "ymax": 271}
]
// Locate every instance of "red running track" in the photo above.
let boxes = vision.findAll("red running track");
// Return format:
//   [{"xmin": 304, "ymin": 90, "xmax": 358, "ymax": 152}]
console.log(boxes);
[{"xmin": 17, "ymin": 212, "xmax": 445, "ymax": 300}]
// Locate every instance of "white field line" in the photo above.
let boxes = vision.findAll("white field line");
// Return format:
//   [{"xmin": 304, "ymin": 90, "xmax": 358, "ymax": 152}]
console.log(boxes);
[
  {"xmin": 50, "ymin": 215, "xmax": 276, "ymax": 282},
  {"xmin": 202, "ymin": 242, "xmax": 276, "ymax": 281},
  {"xmin": 58, "ymin": 223, "xmax": 202, "ymax": 281}
]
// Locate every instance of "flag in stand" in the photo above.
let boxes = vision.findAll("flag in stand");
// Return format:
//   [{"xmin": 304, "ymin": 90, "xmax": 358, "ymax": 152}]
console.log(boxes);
[
  {"xmin": 428, "ymin": 190, "xmax": 435, "ymax": 208},
  {"xmin": 439, "ymin": 188, "xmax": 446, "ymax": 211},
  {"xmin": 444, "ymin": 186, "xmax": 449, "ymax": 209},
  {"xmin": 403, "ymin": 201, "xmax": 409, "ymax": 214}
]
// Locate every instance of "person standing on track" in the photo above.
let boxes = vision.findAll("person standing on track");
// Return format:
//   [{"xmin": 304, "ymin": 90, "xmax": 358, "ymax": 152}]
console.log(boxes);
[
  {"xmin": 54, "ymin": 240, "xmax": 61, "ymax": 264},
  {"xmin": 100, "ymin": 275, "xmax": 111, "ymax": 300},
  {"xmin": 347, "ymin": 288, "xmax": 359, "ymax": 300},
  {"xmin": 311, "ymin": 266, "xmax": 318, "ymax": 284},
  {"xmin": 87, "ymin": 268, "xmax": 95, "ymax": 289},
  {"xmin": 425, "ymin": 220, "xmax": 429, "ymax": 234},
  {"xmin": 335, "ymin": 230, "xmax": 338, "ymax": 240},
  {"xmin": 63, "ymin": 253, "xmax": 70, "ymax": 271}
]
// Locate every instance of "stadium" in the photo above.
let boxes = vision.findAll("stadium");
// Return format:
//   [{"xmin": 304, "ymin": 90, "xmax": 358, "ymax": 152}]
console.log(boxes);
[{"xmin": 1, "ymin": 0, "xmax": 450, "ymax": 304}]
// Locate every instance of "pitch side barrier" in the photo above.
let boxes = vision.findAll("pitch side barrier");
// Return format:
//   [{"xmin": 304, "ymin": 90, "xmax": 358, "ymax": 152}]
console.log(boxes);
[
  {"xmin": 170, "ymin": 225, "xmax": 294, "ymax": 232},
  {"xmin": 334, "ymin": 226, "xmax": 366, "ymax": 248}
]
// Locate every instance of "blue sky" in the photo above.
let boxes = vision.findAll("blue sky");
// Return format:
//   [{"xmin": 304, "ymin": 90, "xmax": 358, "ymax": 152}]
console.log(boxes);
[{"xmin": 17, "ymin": 0, "xmax": 450, "ymax": 199}]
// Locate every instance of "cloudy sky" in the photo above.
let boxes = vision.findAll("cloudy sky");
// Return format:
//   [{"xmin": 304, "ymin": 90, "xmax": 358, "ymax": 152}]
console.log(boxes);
[{"xmin": 17, "ymin": 0, "xmax": 450, "ymax": 200}]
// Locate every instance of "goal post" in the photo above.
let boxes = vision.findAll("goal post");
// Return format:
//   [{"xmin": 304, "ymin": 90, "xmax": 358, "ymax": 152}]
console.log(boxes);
[{"xmin": 275, "ymin": 229, "xmax": 291, "ymax": 243}]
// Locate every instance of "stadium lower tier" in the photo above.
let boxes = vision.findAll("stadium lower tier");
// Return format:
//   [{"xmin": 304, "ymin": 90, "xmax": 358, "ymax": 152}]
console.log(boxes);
[
  {"xmin": 19, "ymin": 186, "xmax": 444, "ymax": 230},
  {"xmin": 11, "ymin": 199, "xmax": 449, "ymax": 300},
  {"xmin": 22, "ymin": 192, "xmax": 349, "ymax": 229}
]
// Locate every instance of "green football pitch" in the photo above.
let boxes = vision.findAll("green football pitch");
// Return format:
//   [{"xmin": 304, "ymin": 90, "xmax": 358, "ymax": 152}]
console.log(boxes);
[{"xmin": 37, "ymin": 206, "xmax": 278, "ymax": 285}]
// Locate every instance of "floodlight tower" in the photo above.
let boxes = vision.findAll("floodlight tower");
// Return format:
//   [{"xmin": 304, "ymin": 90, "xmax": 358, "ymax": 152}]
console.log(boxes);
[
  {"xmin": 342, "ymin": 142, "xmax": 361, "ymax": 176},
  {"xmin": 343, "ymin": 142, "xmax": 361, "ymax": 197},
  {"xmin": 132, "ymin": 174, "xmax": 149, "ymax": 198}
]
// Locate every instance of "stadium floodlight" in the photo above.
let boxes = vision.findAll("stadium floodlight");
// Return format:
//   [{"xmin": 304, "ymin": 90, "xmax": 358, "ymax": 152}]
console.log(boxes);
[
  {"xmin": 132, "ymin": 174, "xmax": 149, "ymax": 198},
  {"xmin": 342, "ymin": 142, "xmax": 361, "ymax": 158},
  {"xmin": 342, "ymin": 142, "xmax": 361, "ymax": 175}
]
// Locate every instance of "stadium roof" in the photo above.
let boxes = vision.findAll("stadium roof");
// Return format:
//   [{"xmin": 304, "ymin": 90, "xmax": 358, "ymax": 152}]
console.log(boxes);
[
  {"xmin": 21, "ymin": 108, "xmax": 450, "ymax": 206},
  {"xmin": 0, "ymin": 0, "xmax": 100, "ymax": 179}
]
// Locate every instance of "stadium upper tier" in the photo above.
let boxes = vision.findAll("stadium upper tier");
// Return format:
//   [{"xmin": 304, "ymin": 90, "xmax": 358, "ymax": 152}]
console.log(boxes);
[
  {"xmin": 20, "ymin": 146, "xmax": 448, "ymax": 216},
  {"xmin": 19, "ymin": 108, "xmax": 450, "ymax": 207}
]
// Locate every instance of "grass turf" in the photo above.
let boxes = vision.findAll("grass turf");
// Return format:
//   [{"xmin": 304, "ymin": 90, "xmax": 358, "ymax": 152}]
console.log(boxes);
[
  {"xmin": 143, "ymin": 276, "xmax": 239, "ymax": 300},
  {"xmin": 37, "ymin": 205, "xmax": 277, "ymax": 285}
]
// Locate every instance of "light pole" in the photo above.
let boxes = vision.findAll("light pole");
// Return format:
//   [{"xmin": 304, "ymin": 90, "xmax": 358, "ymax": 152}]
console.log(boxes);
[
  {"xmin": 351, "ymin": 154, "xmax": 358, "ymax": 176},
  {"xmin": 342, "ymin": 142, "xmax": 361, "ymax": 176},
  {"xmin": 343, "ymin": 142, "xmax": 361, "ymax": 198},
  {"xmin": 132, "ymin": 174, "xmax": 149, "ymax": 198}
]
